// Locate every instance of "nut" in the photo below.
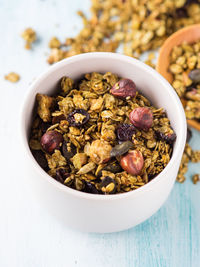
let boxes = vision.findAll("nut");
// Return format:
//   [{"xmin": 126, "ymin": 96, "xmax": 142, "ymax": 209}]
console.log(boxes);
[
  {"xmin": 110, "ymin": 78, "xmax": 137, "ymax": 98},
  {"xmin": 129, "ymin": 107, "xmax": 153, "ymax": 131},
  {"xmin": 120, "ymin": 150, "xmax": 144, "ymax": 175},
  {"xmin": 89, "ymin": 140, "xmax": 112, "ymax": 164},
  {"xmin": 40, "ymin": 130, "xmax": 63, "ymax": 154}
]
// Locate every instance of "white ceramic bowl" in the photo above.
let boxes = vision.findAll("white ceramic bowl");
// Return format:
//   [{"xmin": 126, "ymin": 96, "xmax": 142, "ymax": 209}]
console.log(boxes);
[{"xmin": 20, "ymin": 52, "xmax": 186, "ymax": 233}]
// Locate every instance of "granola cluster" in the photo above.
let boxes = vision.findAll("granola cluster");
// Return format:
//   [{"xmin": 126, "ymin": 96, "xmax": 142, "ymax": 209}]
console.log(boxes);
[
  {"xmin": 4, "ymin": 72, "xmax": 20, "ymax": 83},
  {"xmin": 177, "ymin": 141, "xmax": 200, "ymax": 184},
  {"xmin": 169, "ymin": 40, "xmax": 200, "ymax": 122},
  {"xmin": 29, "ymin": 72, "xmax": 176, "ymax": 194},
  {"xmin": 21, "ymin": 28, "xmax": 37, "ymax": 50},
  {"xmin": 47, "ymin": 0, "xmax": 200, "ymax": 64}
]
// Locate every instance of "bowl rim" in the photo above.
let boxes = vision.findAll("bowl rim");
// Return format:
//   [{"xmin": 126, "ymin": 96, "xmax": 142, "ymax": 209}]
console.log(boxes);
[{"xmin": 20, "ymin": 52, "xmax": 187, "ymax": 201}]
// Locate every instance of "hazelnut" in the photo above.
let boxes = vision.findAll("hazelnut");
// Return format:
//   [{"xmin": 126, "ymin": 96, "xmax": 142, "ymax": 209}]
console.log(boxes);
[
  {"xmin": 110, "ymin": 78, "xmax": 137, "ymax": 98},
  {"xmin": 129, "ymin": 107, "xmax": 153, "ymax": 131},
  {"xmin": 89, "ymin": 140, "xmax": 112, "ymax": 164},
  {"xmin": 120, "ymin": 150, "xmax": 144, "ymax": 175},
  {"xmin": 40, "ymin": 130, "xmax": 63, "ymax": 154}
]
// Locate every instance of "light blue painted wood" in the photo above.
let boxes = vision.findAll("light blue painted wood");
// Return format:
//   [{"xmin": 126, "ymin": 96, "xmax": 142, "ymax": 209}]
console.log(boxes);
[{"xmin": 0, "ymin": 0, "xmax": 199, "ymax": 266}]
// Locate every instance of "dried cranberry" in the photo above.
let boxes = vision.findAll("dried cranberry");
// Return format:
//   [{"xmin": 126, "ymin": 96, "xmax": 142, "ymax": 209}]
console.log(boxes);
[
  {"xmin": 52, "ymin": 114, "xmax": 66, "ymax": 124},
  {"xmin": 67, "ymin": 109, "xmax": 90, "ymax": 127},
  {"xmin": 185, "ymin": 85, "xmax": 195, "ymax": 92},
  {"xmin": 55, "ymin": 168, "xmax": 69, "ymax": 183},
  {"xmin": 62, "ymin": 141, "xmax": 76, "ymax": 161},
  {"xmin": 32, "ymin": 150, "xmax": 48, "ymax": 171},
  {"xmin": 40, "ymin": 130, "xmax": 63, "ymax": 154},
  {"xmin": 116, "ymin": 123, "xmax": 135, "ymax": 141},
  {"xmin": 175, "ymin": 8, "xmax": 188, "ymax": 18},
  {"xmin": 84, "ymin": 181, "xmax": 100, "ymax": 194},
  {"xmin": 155, "ymin": 131, "xmax": 176, "ymax": 144},
  {"xmin": 129, "ymin": 107, "xmax": 153, "ymax": 131},
  {"xmin": 40, "ymin": 122, "xmax": 51, "ymax": 133},
  {"xmin": 100, "ymin": 176, "xmax": 116, "ymax": 194},
  {"xmin": 110, "ymin": 78, "xmax": 137, "ymax": 98}
]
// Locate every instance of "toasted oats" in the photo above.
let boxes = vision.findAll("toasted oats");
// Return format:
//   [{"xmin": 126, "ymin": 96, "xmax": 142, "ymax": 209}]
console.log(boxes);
[
  {"xmin": 192, "ymin": 174, "xmax": 200, "ymax": 184},
  {"xmin": 21, "ymin": 28, "xmax": 37, "ymax": 49},
  {"xmin": 169, "ymin": 40, "xmax": 200, "ymax": 121},
  {"xmin": 47, "ymin": 1, "xmax": 200, "ymax": 63},
  {"xmin": 49, "ymin": 37, "xmax": 61, "ymax": 49},
  {"xmin": 36, "ymin": 93, "xmax": 55, "ymax": 122},
  {"xmin": 176, "ymin": 142, "xmax": 200, "ymax": 184},
  {"xmin": 71, "ymin": 153, "xmax": 87, "ymax": 169},
  {"xmin": 46, "ymin": 150, "xmax": 67, "ymax": 169},
  {"xmin": 4, "ymin": 72, "xmax": 20, "ymax": 83}
]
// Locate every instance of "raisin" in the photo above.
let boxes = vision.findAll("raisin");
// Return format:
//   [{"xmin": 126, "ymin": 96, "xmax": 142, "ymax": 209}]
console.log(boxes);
[
  {"xmin": 32, "ymin": 150, "xmax": 48, "ymax": 171},
  {"xmin": 55, "ymin": 168, "xmax": 70, "ymax": 184},
  {"xmin": 67, "ymin": 109, "xmax": 90, "ymax": 127},
  {"xmin": 62, "ymin": 141, "xmax": 76, "ymax": 161},
  {"xmin": 100, "ymin": 176, "xmax": 116, "ymax": 194},
  {"xmin": 155, "ymin": 131, "xmax": 176, "ymax": 144},
  {"xmin": 84, "ymin": 181, "xmax": 100, "ymax": 194},
  {"xmin": 116, "ymin": 123, "xmax": 135, "ymax": 141}
]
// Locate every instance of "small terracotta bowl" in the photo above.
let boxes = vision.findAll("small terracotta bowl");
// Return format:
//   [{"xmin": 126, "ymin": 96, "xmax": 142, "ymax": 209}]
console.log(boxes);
[{"xmin": 156, "ymin": 24, "xmax": 200, "ymax": 131}]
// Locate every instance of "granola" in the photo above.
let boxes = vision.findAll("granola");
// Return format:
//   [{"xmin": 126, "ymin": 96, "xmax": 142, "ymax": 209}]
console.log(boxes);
[
  {"xmin": 47, "ymin": 0, "xmax": 200, "ymax": 64},
  {"xmin": 29, "ymin": 72, "xmax": 176, "ymax": 194},
  {"xmin": 192, "ymin": 174, "xmax": 200, "ymax": 184},
  {"xmin": 4, "ymin": 72, "xmax": 20, "ymax": 83},
  {"xmin": 21, "ymin": 28, "xmax": 37, "ymax": 49},
  {"xmin": 169, "ymin": 40, "xmax": 200, "ymax": 122},
  {"xmin": 176, "ymin": 130, "xmax": 200, "ymax": 184}
]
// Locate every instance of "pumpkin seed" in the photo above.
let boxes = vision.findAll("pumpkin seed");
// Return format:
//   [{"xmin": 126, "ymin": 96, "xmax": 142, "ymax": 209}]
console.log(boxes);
[
  {"xmin": 110, "ymin": 141, "xmax": 133, "ymax": 158},
  {"xmin": 189, "ymin": 69, "xmax": 200, "ymax": 83}
]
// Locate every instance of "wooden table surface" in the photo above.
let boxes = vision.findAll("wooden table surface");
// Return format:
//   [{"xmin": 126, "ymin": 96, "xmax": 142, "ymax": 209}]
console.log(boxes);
[{"xmin": 0, "ymin": 0, "xmax": 200, "ymax": 266}]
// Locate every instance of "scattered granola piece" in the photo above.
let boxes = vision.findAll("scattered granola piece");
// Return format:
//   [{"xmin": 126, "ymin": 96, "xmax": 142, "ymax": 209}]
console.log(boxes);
[
  {"xmin": 21, "ymin": 28, "xmax": 37, "ymax": 49},
  {"xmin": 4, "ymin": 72, "xmax": 20, "ymax": 83},
  {"xmin": 192, "ymin": 174, "xmax": 200, "ymax": 184},
  {"xmin": 36, "ymin": 93, "xmax": 55, "ymax": 122},
  {"xmin": 48, "ymin": 37, "xmax": 61, "ymax": 49},
  {"xmin": 47, "ymin": 1, "xmax": 200, "ymax": 62}
]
